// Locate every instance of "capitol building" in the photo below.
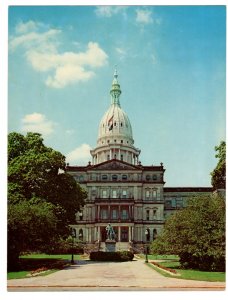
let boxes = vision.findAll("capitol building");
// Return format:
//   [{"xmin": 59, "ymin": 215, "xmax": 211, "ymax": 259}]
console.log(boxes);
[{"xmin": 67, "ymin": 70, "xmax": 212, "ymax": 252}]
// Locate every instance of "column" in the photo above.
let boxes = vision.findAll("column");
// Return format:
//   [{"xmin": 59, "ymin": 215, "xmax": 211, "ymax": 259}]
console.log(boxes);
[
  {"xmin": 118, "ymin": 226, "xmax": 121, "ymax": 242},
  {"xmin": 110, "ymin": 149, "xmax": 112, "ymax": 160},
  {"xmin": 119, "ymin": 149, "xmax": 121, "ymax": 160},
  {"xmin": 128, "ymin": 226, "xmax": 131, "ymax": 242},
  {"xmin": 98, "ymin": 205, "xmax": 100, "ymax": 221},
  {"xmin": 108, "ymin": 205, "xmax": 111, "ymax": 220}
]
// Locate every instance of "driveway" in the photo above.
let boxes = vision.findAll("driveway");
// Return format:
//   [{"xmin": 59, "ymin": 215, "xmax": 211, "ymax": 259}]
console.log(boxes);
[{"xmin": 7, "ymin": 258, "xmax": 225, "ymax": 291}]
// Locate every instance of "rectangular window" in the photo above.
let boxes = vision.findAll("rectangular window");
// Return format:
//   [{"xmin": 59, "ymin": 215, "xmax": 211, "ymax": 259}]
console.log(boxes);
[
  {"xmin": 121, "ymin": 209, "xmax": 129, "ymax": 220},
  {"xmin": 102, "ymin": 190, "xmax": 107, "ymax": 198},
  {"xmin": 146, "ymin": 190, "xmax": 150, "ymax": 199},
  {"xmin": 112, "ymin": 190, "xmax": 117, "ymax": 198},
  {"xmin": 122, "ymin": 190, "xmax": 127, "ymax": 198},
  {"xmin": 111, "ymin": 209, "xmax": 118, "ymax": 220},
  {"xmin": 146, "ymin": 210, "xmax": 150, "ymax": 221},
  {"xmin": 152, "ymin": 190, "xmax": 157, "ymax": 200},
  {"xmin": 100, "ymin": 208, "xmax": 108, "ymax": 219}
]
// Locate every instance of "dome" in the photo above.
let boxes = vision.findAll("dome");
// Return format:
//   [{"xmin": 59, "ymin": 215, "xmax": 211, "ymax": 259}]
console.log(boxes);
[
  {"xmin": 97, "ymin": 104, "xmax": 134, "ymax": 145},
  {"xmin": 97, "ymin": 69, "xmax": 134, "ymax": 146},
  {"xmin": 91, "ymin": 69, "xmax": 140, "ymax": 165}
]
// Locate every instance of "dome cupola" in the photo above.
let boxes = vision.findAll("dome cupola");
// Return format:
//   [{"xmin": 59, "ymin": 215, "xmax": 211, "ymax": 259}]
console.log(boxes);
[{"xmin": 90, "ymin": 70, "xmax": 140, "ymax": 165}]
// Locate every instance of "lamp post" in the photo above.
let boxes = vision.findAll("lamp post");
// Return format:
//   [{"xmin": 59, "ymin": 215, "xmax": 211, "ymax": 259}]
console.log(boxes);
[
  {"xmin": 71, "ymin": 228, "xmax": 76, "ymax": 264},
  {"xmin": 145, "ymin": 229, "xmax": 149, "ymax": 263}
]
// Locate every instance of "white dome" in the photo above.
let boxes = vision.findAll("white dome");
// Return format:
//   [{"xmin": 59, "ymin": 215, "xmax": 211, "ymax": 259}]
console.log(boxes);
[
  {"xmin": 91, "ymin": 69, "xmax": 140, "ymax": 165},
  {"xmin": 97, "ymin": 104, "xmax": 133, "ymax": 144}
]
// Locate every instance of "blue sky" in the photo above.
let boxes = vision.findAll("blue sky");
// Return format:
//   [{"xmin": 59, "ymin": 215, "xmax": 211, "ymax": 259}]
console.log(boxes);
[{"xmin": 8, "ymin": 5, "xmax": 226, "ymax": 187}]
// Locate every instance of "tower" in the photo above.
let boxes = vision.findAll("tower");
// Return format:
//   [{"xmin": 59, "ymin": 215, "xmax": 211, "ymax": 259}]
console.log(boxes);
[{"xmin": 90, "ymin": 69, "xmax": 141, "ymax": 165}]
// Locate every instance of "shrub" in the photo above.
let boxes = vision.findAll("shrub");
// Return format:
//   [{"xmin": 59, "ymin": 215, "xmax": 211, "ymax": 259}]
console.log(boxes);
[
  {"xmin": 45, "ymin": 237, "xmax": 84, "ymax": 255},
  {"xmin": 90, "ymin": 251, "xmax": 134, "ymax": 261}
]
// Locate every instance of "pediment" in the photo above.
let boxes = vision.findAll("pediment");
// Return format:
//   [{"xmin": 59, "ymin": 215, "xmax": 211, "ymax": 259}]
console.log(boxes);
[{"xmin": 91, "ymin": 159, "xmax": 141, "ymax": 171}]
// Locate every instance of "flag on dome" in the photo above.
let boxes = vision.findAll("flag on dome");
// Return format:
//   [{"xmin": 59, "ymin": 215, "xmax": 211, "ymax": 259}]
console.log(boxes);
[{"xmin": 108, "ymin": 115, "xmax": 114, "ymax": 131}]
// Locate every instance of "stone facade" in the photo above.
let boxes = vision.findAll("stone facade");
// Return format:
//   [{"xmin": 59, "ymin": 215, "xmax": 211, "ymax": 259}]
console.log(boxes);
[{"xmin": 67, "ymin": 70, "xmax": 213, "ymax": 251}]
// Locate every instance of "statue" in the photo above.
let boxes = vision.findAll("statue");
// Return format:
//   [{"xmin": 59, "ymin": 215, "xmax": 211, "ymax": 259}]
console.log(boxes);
[{"xmin": 106, "ymin": 223, "xmax": 115, "ymax": 240}]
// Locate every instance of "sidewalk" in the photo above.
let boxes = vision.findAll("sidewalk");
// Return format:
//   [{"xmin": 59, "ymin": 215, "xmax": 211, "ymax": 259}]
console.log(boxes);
[{"xmin": 7, "ymin": 258, "xmax": 226, "ymax": 291}]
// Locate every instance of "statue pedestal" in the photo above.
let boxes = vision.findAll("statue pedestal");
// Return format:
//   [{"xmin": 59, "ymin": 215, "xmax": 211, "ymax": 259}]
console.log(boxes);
[{"xmin": 105, "ymin": 239, "xmax": 116, "ymax": 252}]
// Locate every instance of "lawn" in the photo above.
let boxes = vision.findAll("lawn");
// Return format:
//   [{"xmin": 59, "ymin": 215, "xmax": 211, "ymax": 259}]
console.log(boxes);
[
  {"xmin": 8, "ymin": 253, "xmax": 81, "ymax": 280},
  {"xmin": 148, "ymin": 256, "xmax": 225, "ymax": 282}
]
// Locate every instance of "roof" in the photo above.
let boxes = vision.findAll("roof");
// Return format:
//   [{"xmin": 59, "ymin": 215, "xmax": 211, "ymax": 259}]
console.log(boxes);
[{"xmin": 164, "ymin": 187, "xmax": 213, "ymax": 193}]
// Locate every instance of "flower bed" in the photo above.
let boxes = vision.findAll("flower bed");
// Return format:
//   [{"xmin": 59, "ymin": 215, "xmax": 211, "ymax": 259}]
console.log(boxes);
[{"xmin": 151, "ymin": 261, "xmax": 178, "ymax": 274}]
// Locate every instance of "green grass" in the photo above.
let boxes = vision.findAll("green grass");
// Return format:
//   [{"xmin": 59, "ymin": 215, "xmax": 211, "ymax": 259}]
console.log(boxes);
[
  {"xmin": 149, "ymin": 258, "xmax": 225, "ymax": 282},
  {"xmin": 20, "ymin": 253, "xmax": 79, "ymax": 260},
  {"xmin": 147, "ymin": 254, "xmax": 179, "ymax": 260},
  {"xmin": 8, "ymin": 253, "xmax": 82, "ymax": 280}
]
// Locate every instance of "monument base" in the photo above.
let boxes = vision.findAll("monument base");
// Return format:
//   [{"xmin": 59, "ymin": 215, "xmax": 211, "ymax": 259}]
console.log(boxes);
[{"xmin": 105, "ymin": 239, "xmax": 116, "ymax": 252}]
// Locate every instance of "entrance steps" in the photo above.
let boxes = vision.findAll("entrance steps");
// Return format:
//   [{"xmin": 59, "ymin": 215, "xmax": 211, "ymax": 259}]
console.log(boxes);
[{"xmin": 99, "ymin": 242, "xmax": 131, "ymax": 252}]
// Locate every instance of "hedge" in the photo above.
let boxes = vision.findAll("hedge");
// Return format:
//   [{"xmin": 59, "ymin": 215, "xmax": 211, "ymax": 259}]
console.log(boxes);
[{"xmin": 90, "ymin": 251, "xmax": 134, "ymax": 261}]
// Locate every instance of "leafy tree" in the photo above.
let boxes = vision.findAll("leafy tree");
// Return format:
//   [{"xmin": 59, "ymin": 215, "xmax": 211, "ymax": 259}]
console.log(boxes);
[
  {"xmin": 8, "ymin": 132, "xmax": 87, "ymax": 268},
  {"xmin": 151, "ymin": 194, "xmax": 225, "ymax": 271},
  {"xmin": 211, "ymin": 141, "xmax": 226, "ymax": 189}
]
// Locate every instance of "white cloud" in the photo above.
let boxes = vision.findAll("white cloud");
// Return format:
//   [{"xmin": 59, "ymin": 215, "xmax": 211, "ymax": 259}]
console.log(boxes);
[
  {"xmin": 66, "ymin": 144, "xmax": 92, "ymax": 165},
  {"xmin": 116, "ymin": 47, "xmax": 126, "ymax": 55},
  {"xmin": 21, "ymin": 113, "xmax": 55, "ymax": 137},
  {"xmin": 10, "ymin": 21, "xmax": 108, "ymax": 88},
  {"xmin": 15, "ymin": 20, "xmax": 39, "ymax": 34},
  {"xmin": 95, "ymin": 6, "xmax": 127, "ymax": 17},
  {"xmin": 136, "ymin": 9, "xmax": 153, "ymax": 25},
  {"xmin": 9, "ymin": 29, "xmax": 60, "ymax": 52}
]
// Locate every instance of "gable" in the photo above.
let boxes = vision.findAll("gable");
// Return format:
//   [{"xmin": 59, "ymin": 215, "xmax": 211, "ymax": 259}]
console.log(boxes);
[{"xmin": 90, "ymin": 159, "xmax": 141, "ymax": 171}]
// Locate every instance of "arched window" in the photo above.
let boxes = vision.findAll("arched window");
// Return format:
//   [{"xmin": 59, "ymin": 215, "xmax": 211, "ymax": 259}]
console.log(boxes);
[
  {"xmin": 153, "ymin": 229, "xmax": 157, "ymax": 241},
  {"xmin": 79, "ymin": 229, "xmax": 83, "ymax": 241},
  {"xmin": 146, "ymin": 228, "xmax": 150, "ymax": 241}
]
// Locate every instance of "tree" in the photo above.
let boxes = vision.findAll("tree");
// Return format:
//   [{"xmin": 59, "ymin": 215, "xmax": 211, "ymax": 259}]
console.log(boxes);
[
  {"xmin": 211, "ymin": 141, "xmax": 226, "ymax": 189},
  {"xmin": 8, "ymin": 132, "xmax": 87, "ymax": 268},
  {"xmin": 151, "ymin": 194, "xmax": 225, "ymax": 271}
]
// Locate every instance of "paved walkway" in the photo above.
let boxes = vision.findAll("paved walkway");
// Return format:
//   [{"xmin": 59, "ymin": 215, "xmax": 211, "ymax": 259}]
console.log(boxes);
[{"xmin": 7, "ymin": 258, "xmax": 225, "ymax": 291}]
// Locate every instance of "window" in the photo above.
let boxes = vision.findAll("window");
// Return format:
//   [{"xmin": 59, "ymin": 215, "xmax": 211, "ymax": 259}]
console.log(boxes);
[
  {"xmin": 121, "ymin": 209, "xmax": 129, "ymax": 220},
  {"xmin": 114, "ymin": 122, "xmax": 116, "ymax": 126},
  {"xmin": 121, "ymin": 154, "xmax": 123, "ymax": 161},
  {"xmin": 153, "ymin": 229, "xmax": 158, "ymax": 240},
  {"xmin": 112, "ymin": 174, "xmax": 118, "ymax": 181},
  {"xmin": 146, "ymin": 190, "xmax": 150, "ymax": 199},
  {"xmin": 122, "ymin": 190, "xmax": 127, "ymax": 198},
  {"xmin": 102, "ymin": 174, "xmax": 108, "ymax": 180},
  {"xmin": 122, "ymin": 174, "xmax": 127, "ymax": 180},
  {"xmin": 100, "ymin": 208, "xmax": 108, "ymax": 219},
  {"xmin": 79, "ymin": 175, "xmax": 84, "ymax": 182},
  {"xmin": 107, "ymin": 155, "xmax": 110, "ymax": 160},
  {"xmin": 112, "ymin": 190, "xmax": 117, "ymax": 198},
  {"xmin": 121, "ymin": 140, "xmax": 123, "ymax": 143},
  {"xmin": 146, "ymin": 210, "xmax": 150, "ymax": 221},
  {"xmin": 102, "ymin": 190, "xmax": 107, "ymax": 198},
  {"xmin": 120, "ymin": 122, "xmax": 123, "ymax": 127},
  {"xmin": 146, "ymin": 175, "xmax": 150, "ymax": 181},
  {"xmin": 153, "ymin": 209, "xmax": 157, "ymax": 219},
  {"xmin": 152, "ymin": 190, "xmax": 157, "ymax": 200},
  {"xmin": 111, "ymin": 209, "xmax": 118, "ymax": 220},
  {"xmin": 107, "ymin": 140, "xmax": 110, "ymax": 143},
  {"xmin": 79, "ymin": 229, "xmax": 83, "ymax": 241},
  {"xmin": 91, "ymin": 186, "xmax": 96, "ymax": 195},
  {"xmin": 153, "ymin": 174, "xmax": 157, "ymax": 181}
]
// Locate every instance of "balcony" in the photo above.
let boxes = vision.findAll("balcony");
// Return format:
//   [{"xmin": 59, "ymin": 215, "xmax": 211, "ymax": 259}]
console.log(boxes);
[
  {"xmin": 95, "ymin": 218, "xmax": 135, "ymax": 223},
  {"xmin": 134, "ymin": 219, "xmax": 164, "ymax": 224},
  {"xmin": 95, "ymin": 197, "xmax": 134, "ymax": 203}
]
